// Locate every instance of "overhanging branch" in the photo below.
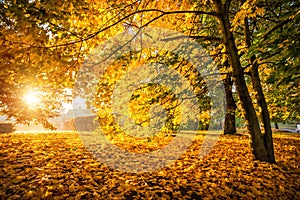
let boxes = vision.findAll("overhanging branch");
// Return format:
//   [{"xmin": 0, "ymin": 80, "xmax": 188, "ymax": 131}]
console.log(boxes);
[{"xmin": 41, "ymin": 9, "xmax": 220, "ymax": 48}]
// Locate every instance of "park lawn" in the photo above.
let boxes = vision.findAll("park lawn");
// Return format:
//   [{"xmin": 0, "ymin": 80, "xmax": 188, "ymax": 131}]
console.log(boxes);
[{"xmin": 0, "ymin": 131, "xmax": 299, "ymax": 199}]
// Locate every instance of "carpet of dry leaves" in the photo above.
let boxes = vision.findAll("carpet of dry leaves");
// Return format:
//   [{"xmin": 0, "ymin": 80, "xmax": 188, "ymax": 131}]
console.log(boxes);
[{"xmin": 0, "ymin": 131, "xmax": 299, "ymax": 199}]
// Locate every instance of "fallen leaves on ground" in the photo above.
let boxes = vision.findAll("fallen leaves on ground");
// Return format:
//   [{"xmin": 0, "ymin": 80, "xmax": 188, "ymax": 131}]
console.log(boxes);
[{"xmin": 0, "ymin": 132, "xmax": 299, "ymax": 199}]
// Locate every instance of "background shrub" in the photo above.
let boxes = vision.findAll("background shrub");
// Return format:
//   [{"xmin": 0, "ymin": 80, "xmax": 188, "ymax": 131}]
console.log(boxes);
[{"xmin": 0, "ymin": 123, "xmax": 15, "ymax": 133}]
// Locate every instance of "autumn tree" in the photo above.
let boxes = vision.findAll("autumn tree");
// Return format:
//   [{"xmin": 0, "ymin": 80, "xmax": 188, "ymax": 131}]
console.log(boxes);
[
  {"xmin": 3, "ymin": 0, "xmax": 299, "ymax": 163},
  {"xmin": 0, "ymin": 0, "xmax": 113, "ymax": 127},
  {"xmin": 0, "ymin": 0, "xmax": 269, "ymax": 161},
  {"xmin": 248, "ymin": 0, "xmax": 300, "ymax": 126},
  {"xmin": 132, "ymin": 0, "xmax": 277, "ymax": 162}
]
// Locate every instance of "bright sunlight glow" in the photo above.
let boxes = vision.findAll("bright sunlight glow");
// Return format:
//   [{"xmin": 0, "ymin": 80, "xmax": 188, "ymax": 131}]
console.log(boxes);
[{"xmin": 23, "ymin": 91, "xmax": 40, "ymax": 107}]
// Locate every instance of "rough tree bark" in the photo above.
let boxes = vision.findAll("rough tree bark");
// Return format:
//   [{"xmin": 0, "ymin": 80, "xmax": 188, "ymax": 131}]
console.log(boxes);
[
  {"xmin": 214, "ymin": 0, "xmax": 275, "ymax": 162},
  {"xmin": 223, "ymin": 60, "xmax": 237, "ymax": 135},
  {"xmin": 244, "ymin": 15, "xmax": 276, "ymax": 163},
  {"xmin": 250, "ymin": 60, "xmax": 276, "ymax": 163}
]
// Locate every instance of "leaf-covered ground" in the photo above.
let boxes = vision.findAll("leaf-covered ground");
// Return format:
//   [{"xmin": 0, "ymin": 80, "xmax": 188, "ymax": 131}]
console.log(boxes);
[{"xmin": 0, "ymin": 132, "xmax": 299, "ymax": 199}]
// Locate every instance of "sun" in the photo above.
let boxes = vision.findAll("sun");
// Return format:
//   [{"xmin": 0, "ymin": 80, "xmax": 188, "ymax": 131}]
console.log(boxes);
[{"xmin": 23, "ymin": 91, "xmax": 40, "ymax": 106}]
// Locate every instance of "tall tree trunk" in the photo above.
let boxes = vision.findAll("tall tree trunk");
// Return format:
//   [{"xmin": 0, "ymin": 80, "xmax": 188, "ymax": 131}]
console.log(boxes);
[
  {"xmin": 244, "ymin": 16, "xmax": 276, "ymax": 163},
  {"xmin": 250, "ymin": 60, "xmax": 275, "ymax": 163},
  {"xmin": 223, "ymin": 60, "xmax": 237, "ymax": 135},
  {"xmin": 274, "ymin": 121, "xmax": 279, "ymax": 129},
  {"xmin": 214, "ymin": 1, "xmax": 272, "ymax": 162}
]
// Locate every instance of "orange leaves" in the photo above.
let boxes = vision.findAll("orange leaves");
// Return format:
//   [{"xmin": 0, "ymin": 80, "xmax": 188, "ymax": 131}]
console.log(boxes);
[{"xmin": 0, "ymin": 132, "xmax": 299, "ymax": 199}]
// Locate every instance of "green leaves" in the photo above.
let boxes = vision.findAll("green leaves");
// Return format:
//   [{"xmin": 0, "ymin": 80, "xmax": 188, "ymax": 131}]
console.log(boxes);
[{"xmin": 247, "ymin": 0, "xmax": 300, "ymax": 122}]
